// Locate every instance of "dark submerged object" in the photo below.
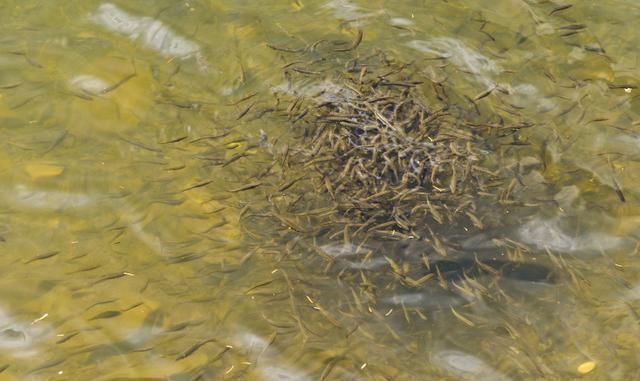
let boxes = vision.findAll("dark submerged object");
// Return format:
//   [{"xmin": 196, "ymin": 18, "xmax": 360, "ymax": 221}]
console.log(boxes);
[{"xmin": 429, "ymin": 258, "xmax": 554, "ymax": 283}]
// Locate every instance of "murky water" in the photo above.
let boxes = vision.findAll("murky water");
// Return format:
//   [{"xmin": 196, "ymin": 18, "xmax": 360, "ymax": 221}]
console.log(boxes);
[{"xmin": 0, "ymin": 1, "xmax": 638, "ymax": 380}]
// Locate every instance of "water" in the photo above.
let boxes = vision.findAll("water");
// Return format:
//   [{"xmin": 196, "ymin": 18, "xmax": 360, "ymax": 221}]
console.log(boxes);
[{"xmin": 0, "ymin": 1, "xmax": 638, "ymax": 379}]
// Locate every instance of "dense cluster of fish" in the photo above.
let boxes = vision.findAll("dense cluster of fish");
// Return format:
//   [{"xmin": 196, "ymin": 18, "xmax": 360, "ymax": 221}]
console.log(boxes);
[
  {"xmin": 213, "ymin": 35, "xmax": 565, "ymax": 360},
  {"xmin": 257, "ymin": 32, "xmax": 533, "ymax": 260}
]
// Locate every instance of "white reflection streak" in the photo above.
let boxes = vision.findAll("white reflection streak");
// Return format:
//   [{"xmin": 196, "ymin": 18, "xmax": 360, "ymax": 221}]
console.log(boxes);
[
  {"xmin": 118, "ymin": 201, "xmax": 164, "ymax": 256},
  {"xmin": 13, "ymin": 184, "xmax": 93, "ymax": 209},
  {"xmin": 233, "ymin": 330, "xmax": 313, "ymax": 381},
  {"xmin": 432, "ymin": 350, "xmax": 512, "ymax": 381},
  {"xmin": 323, "ymin": 0, "xmax": 367, "ymax": 19},
  {"xmin": 91, "ymin": 3, "xmax": 208, "ymax": 69},
  {"xmin": 517, "ymin": 217, "xmax": 624, "ymax": 253},
  {"xmin": 69, "ymin": 74, "xmax": 112, "ymax": 96},
  {"xmin": 10, "ymin": 184, "xmax": 164, "ymax": 255},
  {"xmin": 407, "ymin": 38, "xmax": 499, "ymax": 88},
  {"xmin": 406, "ymin": 38, "xmax": 557, "ymax": 112}
]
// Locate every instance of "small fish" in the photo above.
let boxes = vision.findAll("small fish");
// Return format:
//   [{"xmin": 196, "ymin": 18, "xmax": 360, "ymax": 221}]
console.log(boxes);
[
  {"xmin": 222, "ymin": 152, "xmax": 249, "ymax": 167},
  {"xmin": 121, "ymin": 302, "xmax": 144, "ymax": 312},
  {"xmin": 466, "ymin": 211, "xmax": 484, "ymax": 229},
  {"xmin": 450, "ymin": 306, "xmax": 475, "ymax": 327},
  {"xmin": 25, "ymin": 251, "xmax": 59, "ymax": 264},
  {"xmin": 403, "ymin": 273, "xmax": 435, "ymax": 288},
  {"xmin": 266, "ymin": 43, "xmax": 304, "ymax": 53},
  {"xmin": 614, "ymin": 185, "xmax": 626, "ymax": 202},
  {"xmin": 473, "ymin": 86, "xmax": 496, "ymax": 101},
  {"xmin": 189, "ymin": 131, "xmax": 231, "ymax": 143},
  {"xmin": 282, "ymin": 61, "xmax": 305, "ymax": 69},
  {"xmin": 176, "ymin": 337, "xmax": 218, "ymax": 360},
  {"xmin": 166, "ymin": 320, "xmax": 204, "ymax": 332},
  {"xmin": 607, "ymin": 155, "xmax": 626, "ymax": 203},
  {"xmin": 98, "ymin": 72, "xmax": 136, "ymax": 95},
  {"xmin": 559, "ymin": 24, "xmax": 586, "ymax": 30},
  {"xmin": 228, "ymin": 181, "xmax": 262, "ymax": 193},
  {"xmin": 28, "ymin": 358, "xmax": 66, "ymax": 374},
  {"xmin": 379, "ymin": 81, "xmax": 423, "ymax": 88},
  {"xmin": 0, "ymin": 81, "xmax": 21, "ymax": 89},
  {"xmin": 334, "ymin": 30, "xmax": 363, "ymax": 52},
  {"xmin": 159, "ymin": 135, "xmax": 188, "ymax": 144},
  {"xmin": 181, "ymin": 179, "xmax": 213, "ymax": 192},
  {"xmin": 309, "ymin": 39, "xmax": 328, "ymax": 51},
  {"xmin": 85, "ymin": 299, "xmax": 116, "ymax": 311},
  {"xmin": 92, "ymin": 271, "xmax": 133, "ymax": 285},
  {"xmin": 292, "ymin": 67, "xmax": 321, "ymax": 75},
  {"xmin": 168, "ymin": 252, "xmax": 206, "ymax": 264},
  {"xmin": 319, "ymin": 356, "xmax": 345, "ymax": 381},
  {"xmin": 236, "ymin": 102, "xmax": 255, "ymax": 120},
  {"xmin": 89, "ymin": 310, "xmax": 122, "ymax": 320},
  {"xmin": 549, "ymin": 4, "xmax": 572, "ymax": 15},
  {"xmin": 67, "ymin": 264, "xmax": 101, "ymax": 274},
  {"xmin": 42, "ymin": 130, "xmax": 69, "ymax": 155},
  {"xmin": 227, "ymin": 92, "xmax": 258, "ymax": 106},
  {"xmin": 118, "ymin": 136, "xmax": 162, "ymax": 152},
  {"xmin": 211, "ymin": 345, "xmax": 233, "ymax": 362},
  {"xmin": 56, "ymin": 331, "xmax": 80, "ymax": 344}
]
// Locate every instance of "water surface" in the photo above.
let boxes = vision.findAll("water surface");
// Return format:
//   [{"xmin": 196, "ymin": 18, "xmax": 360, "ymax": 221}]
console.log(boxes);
[{"xmin": 0, "ymin": 1, "xmax": 639, "ymax": 380}]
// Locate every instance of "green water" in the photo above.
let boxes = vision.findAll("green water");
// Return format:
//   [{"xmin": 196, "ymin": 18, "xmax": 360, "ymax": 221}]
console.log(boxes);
[{"xmin": 0, "ymin": 1, "xmax": 638, "ymax": 380}]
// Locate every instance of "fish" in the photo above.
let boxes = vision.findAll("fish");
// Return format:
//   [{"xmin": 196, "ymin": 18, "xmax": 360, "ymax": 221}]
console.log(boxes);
[
  {"xmin": 181, "ymin": 179, "xmax": 212, "ymax": 192},
  {"xmin": 267, "ymin": 43, "xmax": 304, "ymax": 53},
  {"xmin": 228, "ymin": 181, "xmax": 262, "ymax": 193},
  {"xmin": 549, "ymin": 4, "xmax": 572, "ymax": 15},
  {"xmin": 89, "ymin": 310, "xmax": 122, "ymax": 320},
  {"xmin": 176, "ymin": 338, "xmax": 218, "ymax": 360},
  {"xmin": 334, "ymin": 30, "xmax": 363, "ymax": 52},
  {"xmin": 25, "ymin": 251, "xmax": 60, "ymax": 264}
]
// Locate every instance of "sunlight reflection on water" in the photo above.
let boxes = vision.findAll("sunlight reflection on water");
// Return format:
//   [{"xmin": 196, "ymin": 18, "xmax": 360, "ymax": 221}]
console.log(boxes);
[{"xmin": 91, "ymin": 3, "xmax": 209, "ymax": 70}]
